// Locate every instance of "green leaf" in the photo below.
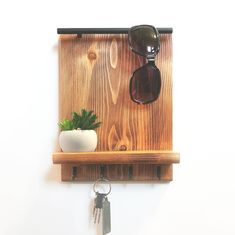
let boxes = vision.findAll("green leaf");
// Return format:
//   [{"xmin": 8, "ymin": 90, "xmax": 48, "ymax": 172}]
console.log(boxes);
[
  {"xmin": 80, "ymin": 110, "xmax": 94, "ymax": 129},
  {"xmin": 72, "ymin": 112, "xmax": 81, "ymax": 129},
  {"xmin": 87, "ymin": 122, "xmax": 102, "ymax": 130},
  {"xmin": 81, "ymin": 109, "xmax": 86, "ymax": 120},
  {"xmin": 88, "ymin": 114, "xmax": 97, "ymax": 125},
  {"xmin": 58, "ymin": 119, "xmax": 73, "ymax": 131}
]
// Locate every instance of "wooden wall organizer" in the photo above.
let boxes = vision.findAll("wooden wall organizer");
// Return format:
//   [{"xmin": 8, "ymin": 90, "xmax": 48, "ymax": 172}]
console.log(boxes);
[{"xmin": 53, "ymin": 28, "xmax": 180, "ymax": 181}]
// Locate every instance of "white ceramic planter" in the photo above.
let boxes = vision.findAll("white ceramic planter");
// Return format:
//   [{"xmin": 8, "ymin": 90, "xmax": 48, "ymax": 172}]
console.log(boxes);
[{"xmin": 59, "ymin": 129, "xmax": 97, "ymax": 152}]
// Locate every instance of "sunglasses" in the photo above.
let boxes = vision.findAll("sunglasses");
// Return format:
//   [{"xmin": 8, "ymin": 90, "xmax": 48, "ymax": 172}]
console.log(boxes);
[{"xmin": 128, "ymin": 25, "xmax": 161, "ymax": 104}]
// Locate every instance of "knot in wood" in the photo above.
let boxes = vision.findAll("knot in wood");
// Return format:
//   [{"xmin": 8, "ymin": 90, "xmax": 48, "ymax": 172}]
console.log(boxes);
[
  {"xmin": 88, "ymin": 51, "xmax": 97, "ymax": 60},
  {"xmin": 119, "ymin": 145, "xmax": 127, "ymax": 151}
]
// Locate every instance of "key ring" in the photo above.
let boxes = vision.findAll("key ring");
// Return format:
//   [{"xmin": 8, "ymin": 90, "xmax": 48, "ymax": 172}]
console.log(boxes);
[{"xmin": 93, "ymin": 178, "xmax": 111, "ymax": 196}]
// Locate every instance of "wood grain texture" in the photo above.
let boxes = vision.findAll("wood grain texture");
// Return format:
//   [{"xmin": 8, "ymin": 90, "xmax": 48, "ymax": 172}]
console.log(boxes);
[
  {"xmin": 53, "ymin": 151, "xmax": 180, "ymax": 164},
  {"xmin": 58, "ymin": 33, "xmax": 175, "ymax": 181},
  {"xmin": 59, "ymin": 34, "xmax": 172, "ymax": 151}
]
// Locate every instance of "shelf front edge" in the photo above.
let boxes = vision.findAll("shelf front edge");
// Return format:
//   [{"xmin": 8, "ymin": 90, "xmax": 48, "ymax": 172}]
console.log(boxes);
[{"xmin": 53, "ymin": 151, "xmax": 180, "ymax": 165}]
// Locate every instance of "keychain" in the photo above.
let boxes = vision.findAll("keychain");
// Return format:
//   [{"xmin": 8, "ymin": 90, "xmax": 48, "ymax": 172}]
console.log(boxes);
[{"xmin": 93, "ymin": 178, "xmax": 111, "ymax": 235}]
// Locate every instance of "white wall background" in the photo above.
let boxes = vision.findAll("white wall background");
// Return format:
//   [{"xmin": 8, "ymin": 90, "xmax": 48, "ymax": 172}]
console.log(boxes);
[{"xmin": 0, "ymin": 0, "xmax": 235, "ymax": 234}]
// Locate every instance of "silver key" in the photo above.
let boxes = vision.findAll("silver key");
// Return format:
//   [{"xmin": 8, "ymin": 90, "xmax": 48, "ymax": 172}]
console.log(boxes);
[
  {"xmin": 93, "ymin": 192, "xmax": 105, "ymax": 224},
  {"xmin": 93, "ymin": 178, "xmax": 112, "ymax": 234},
  {"xmin": 103, "ymin": 196, "xmax": 111, "ymax": 235}
]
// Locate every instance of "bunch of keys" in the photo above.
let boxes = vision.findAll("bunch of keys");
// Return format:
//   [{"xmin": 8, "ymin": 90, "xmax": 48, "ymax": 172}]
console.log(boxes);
[{"xmin": 93, "ymin": 178, "xmax": 111, "ymax": 235}]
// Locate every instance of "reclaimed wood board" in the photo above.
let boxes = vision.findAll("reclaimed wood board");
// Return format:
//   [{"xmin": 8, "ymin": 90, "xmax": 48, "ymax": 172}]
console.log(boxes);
[{"xmin": 58, "ymin": 33, "xmax": 173, "ymax": 181}]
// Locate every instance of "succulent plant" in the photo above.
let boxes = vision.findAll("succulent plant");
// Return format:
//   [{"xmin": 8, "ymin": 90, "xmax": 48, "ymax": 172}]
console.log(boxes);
[{"xmin": 59, "ymin": 109, "xmax": 101, "ymax": 131}]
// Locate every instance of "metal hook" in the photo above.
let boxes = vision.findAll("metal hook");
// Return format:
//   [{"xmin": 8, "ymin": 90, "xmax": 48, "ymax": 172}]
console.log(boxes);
[
  {"xmin": 72, "ymin": 166, "xmax": 78, "ymax": 180},
  {"xmin": 100, "ymin": 165, "xmax": 107, "ymax": 179},
  {"xmin": 128, "ymin": 165, "xmax": 133, "ymax": 180},
  {"xmin": 156, "ymin": 166, "xmax": 161, "ymax": 180}
]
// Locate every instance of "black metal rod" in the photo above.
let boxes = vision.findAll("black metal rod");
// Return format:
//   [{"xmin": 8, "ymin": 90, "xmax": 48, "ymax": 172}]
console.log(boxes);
[
  {"xmin": 100, "ymin": 165, "xmax": 107, "ymax": 178},
  {"xmin": 57, "ymin": 28, "xmax": 173, "ymax": 35},
  {"xmin": 72, "ymin": 166, "xmax": 78, "ymax": 180}
]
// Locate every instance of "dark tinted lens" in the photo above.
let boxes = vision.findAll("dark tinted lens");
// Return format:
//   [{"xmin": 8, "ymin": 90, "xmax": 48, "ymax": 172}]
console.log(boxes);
[
  {"xmin": 130, "ymin": 63, "xmax": 161, "ymax": 104},
  {"xmin": 128, "ymin": 25, "xmax": 160, "ymax": 57}
]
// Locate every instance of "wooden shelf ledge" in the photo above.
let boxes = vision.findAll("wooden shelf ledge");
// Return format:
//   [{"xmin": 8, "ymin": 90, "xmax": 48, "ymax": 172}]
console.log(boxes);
[{"xmin": 53, "ymin": 151, "xmax": 180, "ymax": 165}]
